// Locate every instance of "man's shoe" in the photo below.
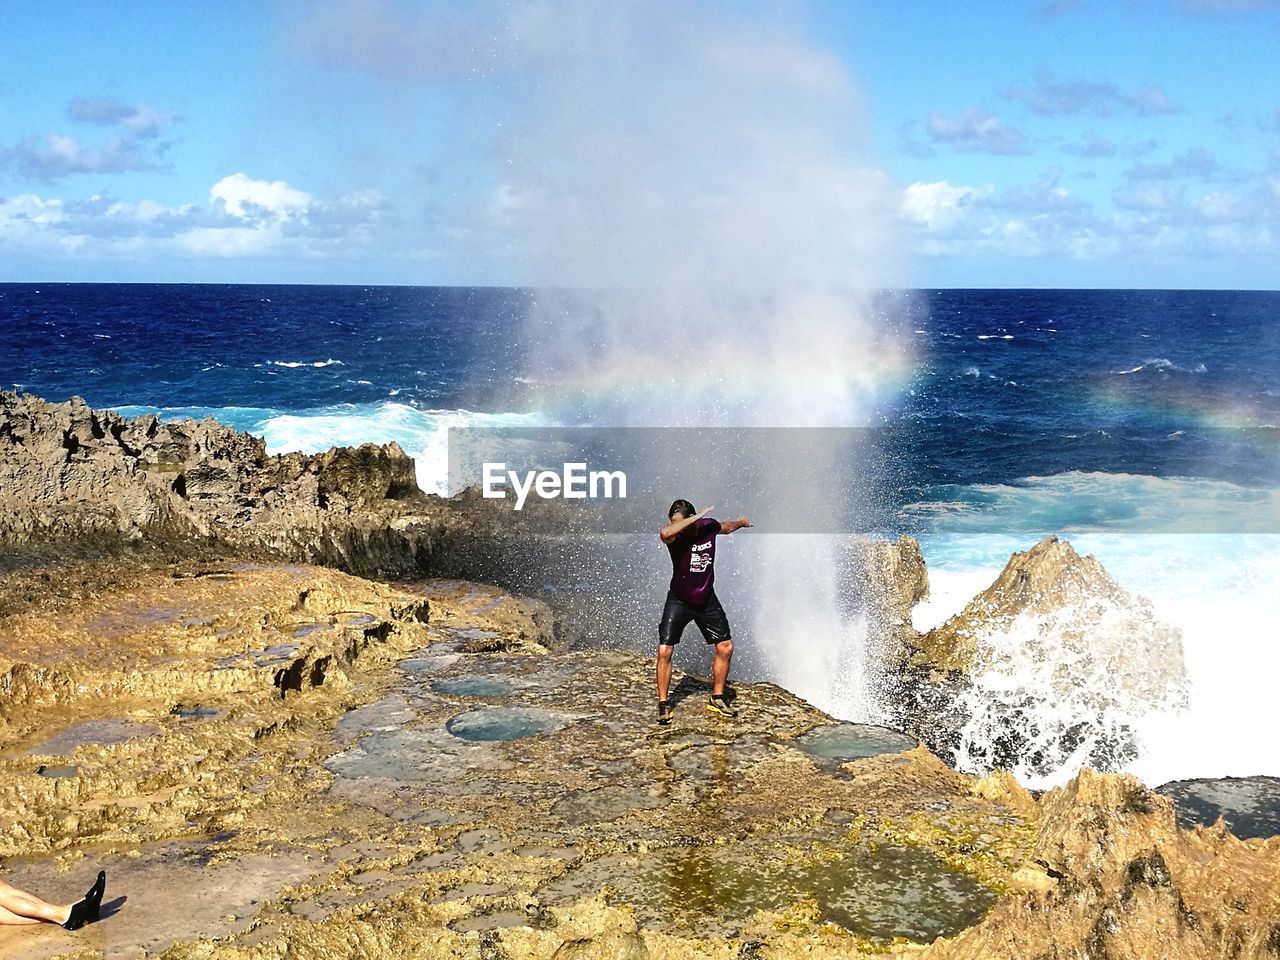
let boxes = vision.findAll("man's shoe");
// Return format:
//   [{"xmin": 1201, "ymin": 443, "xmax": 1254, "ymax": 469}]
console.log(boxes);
[
  {"xmin": 657, "ymin": 700, "xmax": 674, "ymax": 725},
  {"xmin": 706, "ymin": 695, "xmax": 738, "ymax": 718}
]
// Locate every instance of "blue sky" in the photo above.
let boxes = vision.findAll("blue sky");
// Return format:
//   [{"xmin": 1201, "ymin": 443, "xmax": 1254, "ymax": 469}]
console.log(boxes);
[{"xmin": 1, "ymin": 1, "xmax": 1277, "ymax": 288}]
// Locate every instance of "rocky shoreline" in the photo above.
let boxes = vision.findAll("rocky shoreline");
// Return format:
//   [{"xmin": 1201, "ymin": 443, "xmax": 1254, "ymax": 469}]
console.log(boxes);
[{"xmin": 2, "ymin": 389, "xmax": 1279, "ymax": 958}]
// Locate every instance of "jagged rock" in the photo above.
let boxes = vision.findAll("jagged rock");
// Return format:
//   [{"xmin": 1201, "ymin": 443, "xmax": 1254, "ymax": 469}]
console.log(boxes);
[
  {"xmin": 840, "ymin": 534, "xmax": 929, "ymax": 662},
  {"xmin": 923, "ymin": 768, "xmax": 1280, "ymax": 959},
  {"xmin": 888, "ymin": 536, "xmax": 1188, "ymax": 779},
  {"xmin": 915, "ymin": 535, "xmax": 1184, "ymax": 687},
  {"xmin": 0, "ymin": 389, "xmax": 518, "ymax": 584}
]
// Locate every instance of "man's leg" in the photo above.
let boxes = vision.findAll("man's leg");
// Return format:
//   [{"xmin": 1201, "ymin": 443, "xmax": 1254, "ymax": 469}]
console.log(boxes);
[
  {"xmin": 711, "ymin": 639, "xmax": 734, "ymax": 697},
  {"xmin": 657, "ymin": 644, "xmax": 675, "ymax": 702},
  {"xmin": 657, "ymin": 592, "xmax": 692, "ymax": 708},
  {"xmin": 695, "ymin": 593, "xmax": 734, "ymax": 698}
]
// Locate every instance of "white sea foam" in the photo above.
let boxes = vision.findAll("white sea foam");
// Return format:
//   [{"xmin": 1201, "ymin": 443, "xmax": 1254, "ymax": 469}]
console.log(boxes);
[
  {"xmin": 262, "ymin": 358, "xmax": 345, "ymax": 369},
  {"xmin": 977, "ymin": 334, "xmax": 1013, "ymax": 340},
  {"xmin": 250, "ymin": 402, "xmax": 544, "ymax": 495},
  {"xmin": 106, "ymin": 400, "xmax": 543, "ymax": 496},
  {"xmin": 1116, "ymin": 357, "xmax": 1207, "ymax": 375}
]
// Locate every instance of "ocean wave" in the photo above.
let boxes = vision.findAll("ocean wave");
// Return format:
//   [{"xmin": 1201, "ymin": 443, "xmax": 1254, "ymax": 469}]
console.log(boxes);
[
  {"xmin": 248, "ymin": 402, "xmax": 544, "ymax": 495},
  {"xmin": 103, "ymin": 400, "xmax": 545, "ymax": 495},
  {"xmin": 254, "ymin": 359, "xmax": 346, "ymax": 369},
  {"xmin": 1115, "ymin": 357, "xmax": 1207, "ymax": 376},
  {"xmin": 904, "ymin": 470, "xmax": 1280, "ymax": 535},
  {"xmin": 977, "ymin": 334, "xmax": 1014, "ymax": 340}
]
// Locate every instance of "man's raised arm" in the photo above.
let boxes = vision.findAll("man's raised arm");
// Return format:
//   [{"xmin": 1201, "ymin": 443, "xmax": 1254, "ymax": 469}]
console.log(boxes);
[
  {"xmin": 719, "ymin": 516, "xmax": 752, "ymax": 535},
  {"xmin": 660, "ymin": 506, "xmax": 713, "ymax": 543}
]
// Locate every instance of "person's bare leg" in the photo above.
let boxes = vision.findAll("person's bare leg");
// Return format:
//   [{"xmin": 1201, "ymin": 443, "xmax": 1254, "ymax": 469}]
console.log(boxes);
[
  {"xmin": 711, "ymin": 639, "xmax": 734, "ymax": 697},
  {"xmin": 0, "ymin": 880, "xmax": 72, "ymax": 925},
  {"xmin": 656, "ymin": 644, "xmax": 674, "ymax": 702},
  {"xmin": 0, "ymin": 905, "xmax": 44, "ymax": 925}
]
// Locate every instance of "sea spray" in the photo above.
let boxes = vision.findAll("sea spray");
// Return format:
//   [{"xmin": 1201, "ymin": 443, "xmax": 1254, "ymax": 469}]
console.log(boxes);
[
  {"xmin": 479, "ymin": 3, "xmax": 914, "ymax": 720},
  {"xmin": 950, "ymin": 603, "xmax": 1189, "ymax": 790},
  {"xmin": 915, "ymin": 509, "xmax": 1280, "ymax": 786}
]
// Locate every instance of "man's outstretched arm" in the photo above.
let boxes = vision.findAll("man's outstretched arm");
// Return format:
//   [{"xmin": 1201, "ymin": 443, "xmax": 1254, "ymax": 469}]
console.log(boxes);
[
  {"xmin": 660, "ymin": 506, "xmax": 714, "ymax": 543},
  {"xmin": 719, "ymin": 516, "xmax": 752, "ymax": 535}
]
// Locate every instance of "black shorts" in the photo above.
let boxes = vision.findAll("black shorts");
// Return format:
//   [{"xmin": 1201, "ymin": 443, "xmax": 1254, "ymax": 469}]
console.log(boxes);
[{"xmin": 658, "ymin": 589, "xmax": 732, "ymax": 646}]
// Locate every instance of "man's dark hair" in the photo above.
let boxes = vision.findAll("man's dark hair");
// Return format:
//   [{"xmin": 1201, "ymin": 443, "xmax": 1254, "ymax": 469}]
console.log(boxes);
[{"xmin": 668, "ymin": 499, "xmax": 696, "ymax": 519}]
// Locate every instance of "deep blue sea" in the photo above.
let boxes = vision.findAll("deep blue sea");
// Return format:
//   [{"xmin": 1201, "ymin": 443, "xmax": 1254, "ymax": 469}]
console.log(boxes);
[
  {"xmin": 4, "ymin": 284, "xmax": 1278, "ymax": 496},
  {"xmin": 3, "ymin": 282, "xmax": 1280, "ymax": 786}
]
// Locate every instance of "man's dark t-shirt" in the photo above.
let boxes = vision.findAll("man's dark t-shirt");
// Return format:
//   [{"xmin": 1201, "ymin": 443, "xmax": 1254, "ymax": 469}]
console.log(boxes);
[{"xmin": 667, "ymin": 517, "xmax": 719, "ymax": 605}]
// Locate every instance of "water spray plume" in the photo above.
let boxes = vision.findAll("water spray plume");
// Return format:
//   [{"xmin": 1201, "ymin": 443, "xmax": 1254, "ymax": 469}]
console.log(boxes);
[{"xmin": 491, "ymin": 2, "xmax": 914, "ymax": 718}]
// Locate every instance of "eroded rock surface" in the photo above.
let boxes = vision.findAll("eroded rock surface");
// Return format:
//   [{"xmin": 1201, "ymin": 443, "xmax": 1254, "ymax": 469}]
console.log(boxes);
[
  {"xmin": 923, "ymin": 772, "xmax": 1280, "ymax": 960},
  {"xmin": 0, "ymin": 389, "xmax": 520, "ymax": 583},
  {"xmin": 839, "ymin": 535, "xmax": 929, "ymax": 664},
  {"xmin": 0, "ymin": 561, "xmax": 1276, "ymax": 959}
]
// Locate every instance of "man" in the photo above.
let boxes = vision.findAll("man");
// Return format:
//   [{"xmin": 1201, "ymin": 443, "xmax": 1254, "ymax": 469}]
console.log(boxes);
[{"xmin": 656, "ymin": 499, "xmax": 751, "ymax": 724}]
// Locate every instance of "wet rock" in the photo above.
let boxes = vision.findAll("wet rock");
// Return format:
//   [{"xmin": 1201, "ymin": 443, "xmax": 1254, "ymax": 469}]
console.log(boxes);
[
  {"xmin": 1157, "ymin": 775, "xmax": 1280, "ymax": 840},
  {"xmin": 920, "ymin": 768, "xmax": 1280, "ymax": 960},
  {"xmin": 23, "ymin": 718, "xmax": 159, "ymax": 757},
  {"xmin": 839, "ymin": 534, "xmax": 929, "ymax": 662},
  {"xmin": 792, "ymin": 722, "xmax": 918, "ymax": 766},
  {"xmin": 446, "ymin": 706, "xmax": 568, "ymax": 742},
  {"xmin": 432, "ymin": 677, "xmax": 515, "ymax": 698},
  {"xmin": 916, "ymin": 535, "xmax": 1183, "ymax": 683},
  {"xmin": 536, "ymin": 833, "xmax": 996, "ymax": 943},
  {"xmin": 894, "ymin": 536, "xmax": 1188, "ymax": 777}
]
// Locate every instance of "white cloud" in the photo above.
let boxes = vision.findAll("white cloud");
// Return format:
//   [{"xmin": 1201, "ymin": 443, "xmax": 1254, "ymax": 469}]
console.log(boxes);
[
  {"xmin": 1197, "ymin": 190, "xmax": 1251, "ymax": 221},
  {"xmin": 898, "ymin": 162, "xmax": 1280, "ymax": 267},
  {"xmin": 1062, "ymin": 131, "xmax": 1117, "ymax": 158},
  {"xmin": 0, "ymin": 194, "xmax": 75, "ymax": 254},
  {"xmin": 176, "ymin": 225, "xmax": 283, "ymax": 257},
  {"xmin": 0, "ymin": 173, "xmax": 388, "ymax": 263},
  {"xmin": 210, "ymin": 173, "xmax": 312, "ymax": 221},
  {"xmin": 1113, "ymin": 183, "xmax": 1185, "ymax": 211},
  {"xmin": 103, "ymin": 198, "xmax": 176, "ymax": 222},
  {"xmin": 3, "ymin": 98, "xmax": 179, "ymax": 181},
  {"xmin": 1008, "ymin": 69, "xmax": 1179, "ymax": 118},
  {"xmin": 0, "ymin": 193, "xmax": 67, "ymax": 228},
  {"xmin": 925, "ymin": 108, "xmax": 1026, "ymax": 155},
  {"xmin": 67, "ymin": 97, "xmax": 177, "ymax": 138},
  {"xmin": 901, "ymin": 181, "xmax": 993, "ymax": 232},
  {"xmin": 1126, "ymin": 147, "xmax": 1225, "ymax": 182}
]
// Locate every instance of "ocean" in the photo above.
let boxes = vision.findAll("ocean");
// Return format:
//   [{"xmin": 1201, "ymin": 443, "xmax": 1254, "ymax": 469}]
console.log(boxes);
[{"xmin": 3, "ymin": 282, "xmax": 1279, "ymax": 788}]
